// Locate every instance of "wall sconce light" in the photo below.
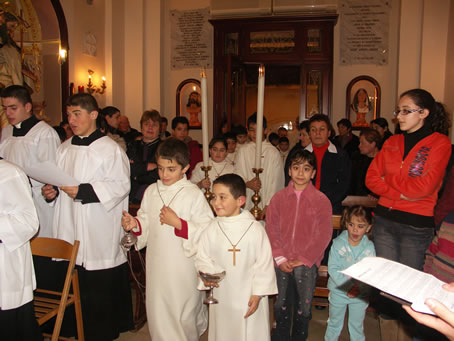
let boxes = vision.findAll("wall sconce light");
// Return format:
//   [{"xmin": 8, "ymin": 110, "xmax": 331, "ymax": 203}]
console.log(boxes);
[
  {"xmin": 86, "ymin": 69, "xmax": 107, "ymax": 95},
  {"xmin": 58, "ymin": 48, "xmax": 67, "ymax": 64}
]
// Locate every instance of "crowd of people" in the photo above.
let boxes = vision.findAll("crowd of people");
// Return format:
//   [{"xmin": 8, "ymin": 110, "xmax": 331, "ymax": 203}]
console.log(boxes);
[{"xmin": 1, "ymin": 84, "xmax": 454, "ymax": 341}]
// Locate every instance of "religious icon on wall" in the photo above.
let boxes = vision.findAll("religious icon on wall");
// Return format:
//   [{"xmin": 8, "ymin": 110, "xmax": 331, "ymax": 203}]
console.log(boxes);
[
  {"xmin": 176, "ymin": 79, "xmax": 202, "ymax": 129},
  {"xmin": 346, "ymin": 76, "xmax": 381, "ymax": 129},
  {"xmin": 0, "ymin": 0, "xmax": 47, "ymax": 128}
]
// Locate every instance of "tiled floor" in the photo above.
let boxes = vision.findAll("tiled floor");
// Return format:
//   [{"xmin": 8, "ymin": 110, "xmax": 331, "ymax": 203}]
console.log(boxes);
[{"xmin": 117, "ymin": 300, "xmax": 381, "ymax": 341}]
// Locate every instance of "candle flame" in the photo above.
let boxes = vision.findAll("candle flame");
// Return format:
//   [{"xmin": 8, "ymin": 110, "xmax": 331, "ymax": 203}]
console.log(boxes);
[
  {"xmin": 59, "ymin": 49, "xmax": 67, "ymax": 59},
  {"xmin": 259, "ymin": 64, "xmax": 265, "ymax": 77}
]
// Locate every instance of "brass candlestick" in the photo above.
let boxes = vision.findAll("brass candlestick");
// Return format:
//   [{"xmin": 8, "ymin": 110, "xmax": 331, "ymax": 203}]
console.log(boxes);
[
  {"xmin": 250, "ymin": 168, "xmax": 263, "ymax": 219},
  {"xmin": 201, "ymin": 166, "xmax": 213, "ymax": 202}
]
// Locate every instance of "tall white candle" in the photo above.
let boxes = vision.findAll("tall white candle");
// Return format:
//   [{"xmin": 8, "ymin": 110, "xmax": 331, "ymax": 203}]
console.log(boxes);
[
  {"xmin": 255, "ymin": 65, "xmax": 265, "ymax": 169},
  {"xmin": 201, "ymin": 71, "xmax": 209, "ymax": 167}
]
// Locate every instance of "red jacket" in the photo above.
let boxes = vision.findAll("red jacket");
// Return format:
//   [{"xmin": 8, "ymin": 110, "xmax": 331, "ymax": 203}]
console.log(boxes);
[
  {"xmin": 266, "ymin": 182, "xmax": 333, "ymax": 268},
  {"xmin": 366, "ymin": 133, "xmax": 451, "ymax": 217}
]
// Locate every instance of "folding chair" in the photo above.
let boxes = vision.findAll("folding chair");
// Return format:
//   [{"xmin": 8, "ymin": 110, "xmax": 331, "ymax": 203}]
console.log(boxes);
[{"xmin": 31, "ymin": 237, "xmax": 84, "ymax": 341}]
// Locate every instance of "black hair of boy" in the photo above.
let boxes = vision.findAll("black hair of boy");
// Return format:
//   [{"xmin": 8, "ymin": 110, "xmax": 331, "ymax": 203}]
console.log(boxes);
[
  {"xmin": 287, "ymin": 149, "xmax": 316, "ymax": 170},
  {"xmin": 232, "ymin": 125, "xmax": 247, "ymax": 136},
  {"xmin": 53, "ymin": 125, "xmax": 67, "ymax": 142},
  {"xmin": 171, "ymin": 116, "xmax": 190, "ymax": 130},
  {"xmin": 247, "ymin": 112, "xmax": 267, "ymax": 129},
  {"xmin": 308, "ymin": 113, "xmax": 333, "ymax": 132},
  {"xmin": 279, "ymin": 137, "xmax": 289, "ymax": 144},
  {"xmin": 67, "ymin": 93, "xmax": 99, "ymax": 113},
  {"xmin": 299, "ymin": 120, "xmax": 310, "ymax": 133},
  {"xmin": 268, "ymin": 132, "xmax": 279, "ymax": 143},
  {"xmin": 1, "ymin": 85, "xmax": 32, "ymax": 105},
  {"xmin": 209, "ymin": 136, "xmax": 228, "ymax": 149},
  {"xmin": 341, "ymin": 205, "xmax": 374, "ymax": 230},
  {"xmin": 100, "ymin": 106, "xmax": 120, "ymax": 117},
  {"xmin": 213, "ymin": 173, "xmax": 246, "ymax": 199},
  {"xmin": 224, "ymin": 132, "xmax": 236, "ymax": 141},
  {"xmin": 337, "ymin": 118, "xmax": 352, "ymax": 130},
  {"xmin": 161, "ymin": 116, "xmax": 168, "ymax": 124},
  {"xmin": 156, "ymin": 137, "xmax": 190, "ymax": 168}
]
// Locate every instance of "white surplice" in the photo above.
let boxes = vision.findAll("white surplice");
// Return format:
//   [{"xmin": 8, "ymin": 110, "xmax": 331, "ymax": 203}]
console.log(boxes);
[
  {"xmin": 234, "ymin": 140, "xmax": 284, "ymax": 210},
  {"xmin": 195, "ymin": 210, "xmax": 277, "ymax": 341},
  {"xmin": 0, "ymin": 121, "xmax": 60, "ymax": 237},
  {"xmin": 190, "ymin": 158, "xmax": 235, "ymax": 190},
  {"xmin": 0, "ymin": 159, "xmax": 39, "ymax": 310},
  {"xmin": 135, "ymin": 177, "xmax": 214, "ymax": 341},
  {"xmin": 226, "ymin": 151, "xmax": 236, "ymax": 166},
  {"xmin": 52, "ymin": 136, "xmax": 130, "ymax": 270}
]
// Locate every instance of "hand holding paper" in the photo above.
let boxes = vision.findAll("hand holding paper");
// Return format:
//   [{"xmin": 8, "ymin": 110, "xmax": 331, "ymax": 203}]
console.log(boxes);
[
  {"xmin": 341, "ymin": 257, "xmax": 454, "ymax": 315},
  {"xmin": 403, "ymin": 283, "xmax": 454, "ymax": 341}
]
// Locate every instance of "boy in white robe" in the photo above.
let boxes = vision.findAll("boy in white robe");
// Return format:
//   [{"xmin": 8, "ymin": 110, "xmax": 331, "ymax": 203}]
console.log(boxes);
[
  {"xmin": 42, "ymin": 93, "xmax": 133, "ymax": 340},
  {"xmin": 235, "ymin": 113, "xmax": 284, "ymax": 219},
  {"xmin": 122, "ymin": 137, "xmax": 214, "ymax": 341},
  {"xmin": 195, "ymin": 173, "xmax": 277, "ymax": 341},
  {"xmin": 191, "ymin": 137, "xmax": 235, "ymax": 191},
  {"xmin": 0, "ymin": 85, "xmax": 60, "ymax": 238},
  {"xmin": 0, "ymin": 158, "xmax": 42, "ymax": 340},
  {"xmin": 224, "ymin": 132, "xmax": 237, "ymax": 166}
]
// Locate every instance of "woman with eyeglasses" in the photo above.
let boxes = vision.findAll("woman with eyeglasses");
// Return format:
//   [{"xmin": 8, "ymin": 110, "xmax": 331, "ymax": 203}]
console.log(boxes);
[{"xmin": 365, "ymin": 89, "xmax": 451, "ymax": 338}]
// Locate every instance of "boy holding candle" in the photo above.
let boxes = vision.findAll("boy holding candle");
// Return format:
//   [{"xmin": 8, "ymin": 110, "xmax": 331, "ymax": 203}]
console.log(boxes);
[
  {"xmin": 234, "ymin": 113, "xmax": 284, "ymax": 219},
  {"xmin": 191, "ymin": 137, "xmax": 235, "ymax": 191},
  {"xmin": 122, "ymin": 137, "xmax": 214, "ymax": 341},
  {"xmin": 195, "ymin": 173, "xmax": 277, "ymax": 341}
]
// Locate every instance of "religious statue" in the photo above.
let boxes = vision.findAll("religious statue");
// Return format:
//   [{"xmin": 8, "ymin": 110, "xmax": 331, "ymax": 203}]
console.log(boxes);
[
  {"xmin": 0, "ymin": 2, "xmax": 41, "ymax": 128},
  {"xmin": 186, "ymin": 91, "xmax": 202, "ymax": 127},
  {"xmin": 350, "ymin": 88, "xmax": 372, "ymax": 127}
]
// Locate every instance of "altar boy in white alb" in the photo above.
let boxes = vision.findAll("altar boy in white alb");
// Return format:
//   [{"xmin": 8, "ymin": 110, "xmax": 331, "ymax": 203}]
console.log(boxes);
[
  {"xmin": 122, "ymin": 138, "xmax": 214, "ymax": 341},
  {"xmin": 42, "ymin": 93, "xmax": 133, "ymax": 340},
  {"xmin": 0, "ymin": 158, "xmax": 42, "ymax": 340},
  {"xmin": 195, "ymin": 173, "xmax": 277, "ymax": 341},
  {"xmin": 234, "ymin": 113, "xmax": 284, "ymax": 219},
  {"xmin": 0, "ymin": 85, "xmax": 60, "ymax": 237}
]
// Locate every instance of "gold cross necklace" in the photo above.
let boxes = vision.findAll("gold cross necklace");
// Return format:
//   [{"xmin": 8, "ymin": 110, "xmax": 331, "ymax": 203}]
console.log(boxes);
[
  {"xmin": 217, "ymin": 221, "xmax": 254, "ymax": 266},
  {"xmin": 211, "ymin": 160, "xmax": 228, "ymax": 179},
  {"xmin": 157, "ymin": 186, "xmax": 184, "ymax": 207}
]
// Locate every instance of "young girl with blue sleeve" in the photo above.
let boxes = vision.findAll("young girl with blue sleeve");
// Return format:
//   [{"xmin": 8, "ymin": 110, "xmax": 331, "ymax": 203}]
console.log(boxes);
[{"xmin": 324, "ymin": 205, "xmax": 376, "ymax": 341}]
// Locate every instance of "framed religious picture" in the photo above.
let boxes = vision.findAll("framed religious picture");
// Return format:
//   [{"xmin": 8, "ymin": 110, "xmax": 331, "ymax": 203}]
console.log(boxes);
[
  {"xmin": 176, "ymin": 79, "xmax": 202, "ymax": 129},
  {"xmin": 346, "ymin": 76, "xmax": 381, "ymax": 129}
]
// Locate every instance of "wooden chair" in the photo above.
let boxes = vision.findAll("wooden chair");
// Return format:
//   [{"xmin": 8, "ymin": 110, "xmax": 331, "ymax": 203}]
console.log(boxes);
[
  {"xmin": 31, "ymin": 237, "xmax": 84, "ymax": 341},
  {"xmin": 312, "ymin": 215, "xmax": 342, "ymax": 307}
]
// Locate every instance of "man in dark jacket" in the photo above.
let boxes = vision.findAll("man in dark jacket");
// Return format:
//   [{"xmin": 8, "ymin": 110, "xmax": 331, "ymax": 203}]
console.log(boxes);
[{"xmin": 305, "ymin": 114, "xmax": 351, "ymax": 214}]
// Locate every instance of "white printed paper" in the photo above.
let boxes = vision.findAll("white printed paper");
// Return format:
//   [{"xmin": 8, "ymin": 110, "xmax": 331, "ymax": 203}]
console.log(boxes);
[
  {"xmin": 24, "ymin": 161, "xmax": 79, "ymax": 187},
  {"xmin": 342, "ymin": 257, "xmax": 454, "ymax": 315}
]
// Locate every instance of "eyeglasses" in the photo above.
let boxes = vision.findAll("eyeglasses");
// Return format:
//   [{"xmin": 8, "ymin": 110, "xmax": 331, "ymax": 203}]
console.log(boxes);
[{"xmin": 393, "ymin": 108, "xmax": 423, "ymax": 116}]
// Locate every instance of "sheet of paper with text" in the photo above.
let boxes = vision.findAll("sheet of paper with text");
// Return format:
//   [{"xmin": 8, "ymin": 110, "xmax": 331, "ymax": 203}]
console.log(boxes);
[{"xmin": 342, "ymin": 257, "xmax": 454, "ymax": 315}]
